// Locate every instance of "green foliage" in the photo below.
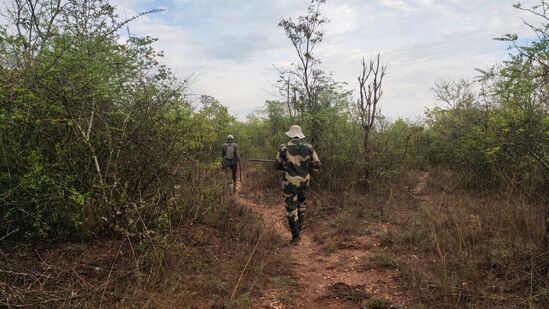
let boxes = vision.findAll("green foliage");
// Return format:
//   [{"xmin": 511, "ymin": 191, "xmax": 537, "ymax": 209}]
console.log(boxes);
[
  {"xmin": 0, "ymin": 0, "xmax": 228, "ymax": 243},
  {"xmin": 238, "ymin": 1, "xmax": 548, "ymax": 199},
  {"xmin": 422, "ymin": 43, "xmax": 548, "ymax": 192},
  {"xmin": 1, "ymin": 0, "xmax": 546, "ymax": 256}
]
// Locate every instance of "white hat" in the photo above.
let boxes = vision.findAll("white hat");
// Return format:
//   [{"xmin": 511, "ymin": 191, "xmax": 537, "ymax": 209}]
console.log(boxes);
[
  {"xmin": 285, "ymin": 125, "xmax": 305, "ymax": 139},
  {"xmin": 227, "ymin": 134, "xmax": 234, "ymax": 140}
]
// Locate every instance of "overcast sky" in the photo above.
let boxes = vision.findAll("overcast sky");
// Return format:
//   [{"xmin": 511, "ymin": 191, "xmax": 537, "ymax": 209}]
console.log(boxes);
[{"xmin": 20, "ymin": 1, "xmax": 544, "ymax": 119}]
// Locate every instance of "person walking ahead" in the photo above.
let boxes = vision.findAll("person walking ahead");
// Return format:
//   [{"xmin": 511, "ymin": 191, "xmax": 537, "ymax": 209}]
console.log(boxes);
[
  {"xmin": 275, "ymin": 125, "xmax": 321, "ymax": 244},
  {"xmin": 222, "ymin": 134, "xmax": 239, "ymax": 193}
]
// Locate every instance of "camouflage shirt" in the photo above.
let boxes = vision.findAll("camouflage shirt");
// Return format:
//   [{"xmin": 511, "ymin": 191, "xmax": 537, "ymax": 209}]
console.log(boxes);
[{"xmin": 275, "ymin": 138, "xmax": 321, "ymax": 194}]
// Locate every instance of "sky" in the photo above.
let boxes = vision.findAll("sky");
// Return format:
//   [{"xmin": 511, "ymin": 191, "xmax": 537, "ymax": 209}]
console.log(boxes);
[{"xmin": 3, "ymin": 0, "xmax": 540, "ymax": 120}]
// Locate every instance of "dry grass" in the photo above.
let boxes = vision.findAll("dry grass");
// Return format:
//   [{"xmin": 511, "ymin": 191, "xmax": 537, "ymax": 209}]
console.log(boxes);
[
  {"xmin": 301, "ymin": 168, "xmax": 548, "ymax": 308},
  {"xmin": 0, "ymin": 191, "xmax": 293, "ymax": 308},
  {"xmin": 361, "ymin": 252, "xmax": 402, "ymax": 271},
  {"xmin": 240, "ymin": 163, "xmax": 282, "ymax": 206},
  {"xmin": 330, "ymin": 282, "xmax": 370, "ymax": 305},
  {"xmin": 387, "ymin": 188, "xmax": 548, "ymax": 308}
]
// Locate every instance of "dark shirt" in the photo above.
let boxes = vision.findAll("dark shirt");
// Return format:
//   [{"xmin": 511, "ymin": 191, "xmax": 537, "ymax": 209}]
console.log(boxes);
[{"xmin": 222, "ymin": 142, "xmax": 239, "ymax": 166}]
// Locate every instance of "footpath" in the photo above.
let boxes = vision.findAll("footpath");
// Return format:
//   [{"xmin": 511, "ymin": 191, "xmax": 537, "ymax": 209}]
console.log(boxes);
[{"xmin": 237, "ymin": 189, "xmax": 407, "ymax": 308}]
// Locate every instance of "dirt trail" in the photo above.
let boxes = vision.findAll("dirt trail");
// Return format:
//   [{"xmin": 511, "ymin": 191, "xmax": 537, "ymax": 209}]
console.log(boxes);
[
  {"xmin": 411, "ymin": 172, "xmax": 430, "ymax": 199},
  {"xmin": 237, "ymin": 193, "xmax": 406, "ymax": 308}
]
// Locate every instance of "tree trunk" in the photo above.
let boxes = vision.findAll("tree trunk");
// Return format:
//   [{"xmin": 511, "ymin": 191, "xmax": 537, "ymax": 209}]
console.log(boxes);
[
  {"xmin": 545, "ymin": 203, "xmax": 549, "ymax": 253},
  {"xmin": 310, "ymin": 123, "xmax": 320, "ymax": 146},
  {"xmin": 363, "ymin": 127, "xmax": 371, "ymax": 189}
]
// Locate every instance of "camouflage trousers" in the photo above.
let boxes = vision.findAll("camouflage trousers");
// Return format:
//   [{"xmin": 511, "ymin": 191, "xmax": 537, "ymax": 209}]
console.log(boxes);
[{"xmin": 284, "ymin": 190, "xmax": 307, "ymax": 238}]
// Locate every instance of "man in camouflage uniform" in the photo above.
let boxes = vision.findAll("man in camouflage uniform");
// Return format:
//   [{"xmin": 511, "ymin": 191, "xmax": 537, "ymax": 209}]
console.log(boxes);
[
  {"xmin": 275, "ymin": 125, "xmax": 321, "ymax": 244},
  {"xmin": 222, "ymin": 134, "xmax": 239, "ymax": 193}
]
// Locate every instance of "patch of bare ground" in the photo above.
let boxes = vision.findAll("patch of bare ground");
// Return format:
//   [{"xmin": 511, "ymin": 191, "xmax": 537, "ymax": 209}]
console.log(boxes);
[{"xmin": 238, "ymin": 190, "xmax": 408, "ymax": 308}]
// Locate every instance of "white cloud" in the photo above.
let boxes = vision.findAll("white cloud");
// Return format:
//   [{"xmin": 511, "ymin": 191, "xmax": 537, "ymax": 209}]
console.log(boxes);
[
  {"xmin": 1, "ymin": 0, "xmax": 540, "ymax": 120},
  {"xmin": 378, "ymin": 0, "xmax": 412, "ymax": 10}
]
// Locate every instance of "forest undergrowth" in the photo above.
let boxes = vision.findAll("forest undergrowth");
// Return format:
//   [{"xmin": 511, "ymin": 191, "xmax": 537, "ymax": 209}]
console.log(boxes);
[
  {"xmin": 1, "ymin": 170, "xmax": 293, "ymax": 308},
  {"xmin": 245, "ymin": 164, "xmax": 548, "ymax": 308},
  {"xmin": 313, "ymin": 170, "xmax": 547, "ymax": 308},
  {"xmin": 1, "ymin": 0, "xmax": 548, "ymax": 308}
]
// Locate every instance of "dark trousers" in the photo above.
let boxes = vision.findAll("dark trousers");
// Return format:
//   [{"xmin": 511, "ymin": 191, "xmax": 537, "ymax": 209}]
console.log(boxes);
[
  {"xmin": 224, "ymin": 164, "xmax": 238, "ymax": 188},
  {"xmin": 228, "ymin": 164, "xmax": 237, "ymax": 183}
]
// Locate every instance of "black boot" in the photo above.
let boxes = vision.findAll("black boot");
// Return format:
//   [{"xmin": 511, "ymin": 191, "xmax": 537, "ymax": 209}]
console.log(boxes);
[
  {"xmin": 287, "ymin": 217, "xmax": 300, "ymax": 244},
  {"xmin": 298, "ymin": 210, "xmax": 305, "ymax": 232}
]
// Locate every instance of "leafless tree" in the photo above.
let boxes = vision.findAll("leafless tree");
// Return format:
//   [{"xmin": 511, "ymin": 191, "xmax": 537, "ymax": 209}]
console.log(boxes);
[
  {"xmin": 357, "ymin": 53, "xmax": 387, "ymax": 180},
  {"xmin": 272, "ymin": 67, "xmax": 299, "ymax": 120}
]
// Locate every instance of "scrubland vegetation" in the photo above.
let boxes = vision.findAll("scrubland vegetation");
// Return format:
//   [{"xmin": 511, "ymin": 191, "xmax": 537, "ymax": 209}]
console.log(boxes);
[
  {"xmin": 235, "ymin": 1, "xmax": 549, "ymax": 307},
  {"xmin": 0, "ymin": 0, "xmax": 287, "ymax": 307},
  {"xmin": 1, "ymin": 0, "xmax": 548, "ymax": 308}
]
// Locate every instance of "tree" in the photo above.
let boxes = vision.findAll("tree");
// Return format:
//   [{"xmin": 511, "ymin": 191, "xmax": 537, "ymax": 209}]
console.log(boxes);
[
  {"xmin": 356, "ymin": 53, "xmax": 387, "ymax": 182},
  {"xmin": 278, "ymin": 0, "xmax": 328, "ymax": 144},
  {"xmin": 494, "ymin": 0, "xmax": 549, "ymax": 250},
  {"xmin": 0, "ymin": 0, "xmax": 208, "ymax": 242}
]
